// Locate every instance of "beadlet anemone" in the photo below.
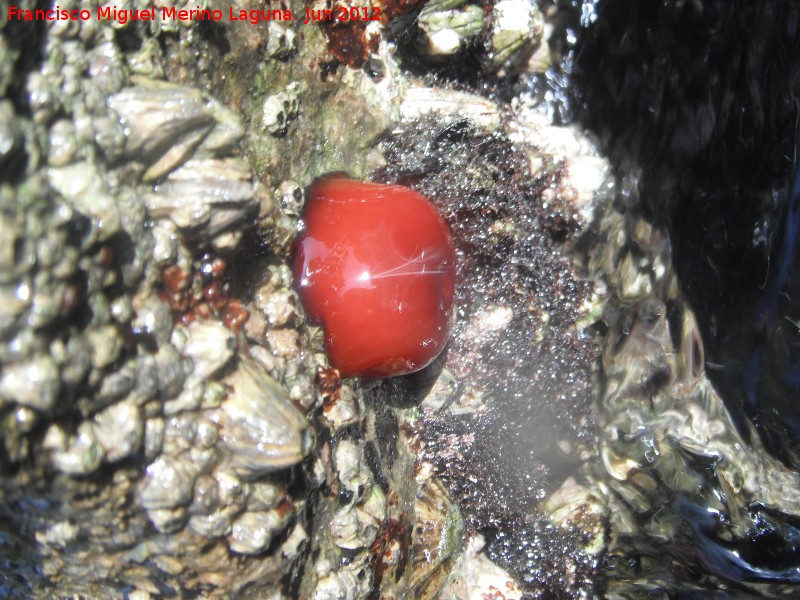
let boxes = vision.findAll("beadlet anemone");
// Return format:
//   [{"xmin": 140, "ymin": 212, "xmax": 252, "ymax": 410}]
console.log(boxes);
[{"xmin": 293, "ymin": 175, "xmax": 456, "ymax": 378}]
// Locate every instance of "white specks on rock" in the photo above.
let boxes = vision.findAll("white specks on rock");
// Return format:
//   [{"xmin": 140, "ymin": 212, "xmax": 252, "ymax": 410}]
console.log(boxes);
[{"xmin": 35, "ymin": 520, "xmax": 79, "ymax": 549}]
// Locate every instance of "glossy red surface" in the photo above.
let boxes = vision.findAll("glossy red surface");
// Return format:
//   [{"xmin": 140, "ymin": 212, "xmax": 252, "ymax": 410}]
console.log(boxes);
[{"xmin": 293, "ymin": 176, "xmax": 456, "ymax": 377}]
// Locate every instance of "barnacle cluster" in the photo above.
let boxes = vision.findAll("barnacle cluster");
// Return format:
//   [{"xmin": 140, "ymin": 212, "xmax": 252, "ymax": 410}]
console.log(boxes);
[
  {"xmin": 414, "ymin": 0, "xmax": 544, "ymax": 76},
  {"xmin": 0, "ymin": 0, "xmax": 320, "ymax": 595}
]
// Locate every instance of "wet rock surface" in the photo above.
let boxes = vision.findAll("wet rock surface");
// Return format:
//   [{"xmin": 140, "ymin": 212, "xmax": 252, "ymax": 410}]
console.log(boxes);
[
  {"xmin": 575, "ymin": 0, "xmax": 800, "ymax": 472},
  {"xmin": 373, "ymin": 119, "xmax": 603, "ymax": 595},
  {"xmin": 3, "ymin": 0, "xmax": 799, "ymax": 598},
  {"xmin": 575, "ymin": 1, "xmax": 800, "ymax": 596}
]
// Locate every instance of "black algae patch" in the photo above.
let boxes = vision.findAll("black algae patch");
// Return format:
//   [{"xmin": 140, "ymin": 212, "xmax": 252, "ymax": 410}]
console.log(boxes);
[{"xmin": 373, "ymin": 119, "xmax": 601, "ymax": 597}]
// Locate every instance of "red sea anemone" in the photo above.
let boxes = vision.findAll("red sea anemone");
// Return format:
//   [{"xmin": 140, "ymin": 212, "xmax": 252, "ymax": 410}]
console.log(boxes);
[{"xmin": 293, "ymin": 175, "xmax": 456, "ymax": 377}]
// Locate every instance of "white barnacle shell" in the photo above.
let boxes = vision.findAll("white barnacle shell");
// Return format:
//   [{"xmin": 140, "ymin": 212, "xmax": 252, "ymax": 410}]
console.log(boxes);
[
  {"xmin": 43, "ymin": 421, "xmax": 103, "ymax": 475},
  {"xmin": 144, "ymin": 157, "xmax": 257, "ymax": 236},
  {"xmin": 93, "ymin": 400, "xmax": 144, "ymax": 462},
  {"xmin": 139, "ymin": 455, "xmax": 198, "ymax": 511},
  {"xmin": 262, "ymin": 93, "xmax": 289, "ymax": 135},
  {"xmin": 614, "ymin": 251, "xmax": 653, "ymax": 304},
  {"xmin": 330, "ymin": 487, "xmax": 385, "ymax": 550},
  {"xmin": 410, "ymin": 476, "xmax": 465, "ymax": 599},
  {"xmin": 416, "ymin": 0, "xmax": 483, "ymax": 60},
  {"xmin": 314, "ymin": 564, "xmax": 367, "ymax": 600},
  {"xmin": 506, "ymin": 106, "xmax": 614, "ymax": 233},
  {"xmin": 400, "ymin": 87, "xmax": 502, "ymax": 131},
  {"xmin": 107, "ymin": 79, "xmax": 215, "ymax": 181},
  {"xmin": 35, "ymin": 520, "xmax": 79, "ymax": 549},
  {"xmin": 543, "ymin": 480, "xmax": 608, "ymax": 557},
  {"xmin": 218, "ymin": 355, "xmax": 312, "ymax": 476},
  {"xmin": 47, "ymin": 118, "xmax": 78, "ymax": 167},
  {"xmin": 275, "ymin": 180, "xmax": 305, "ymax": 217},
  {"xmin": 180, "ymin": 319, "xmax": 235, "ymax": 380},
  {"xmin": 321, "ymin": 382, "xmax": 358, "ymax": 431},
  {"xmin": 267, "ymin": 22, "xmax": 297, "ymax": 59},
  {"xmin": 47, "ymin": 161, "xmax": 121, "ymax": 243},
  {"xmin": 228, "ymin": 507, "xmax": 293, "ymax": 555},
  {"xmin": 0, "ymin": 354, "xmax": 60, "ymax": 412},
  {"xmin": 439, "ymin": 535, "xmax": 523, "ymax": 599},
  {"xmin": 485, "ymin": 0, "xmax": 544, "ymax": 75},
  {"xmin": 262, "ymin": 84, "xmax": 300, "ymax": 136},
  {"xmin": 334, "ymin": 440, "xmax": 373, "ymax": 498}
]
